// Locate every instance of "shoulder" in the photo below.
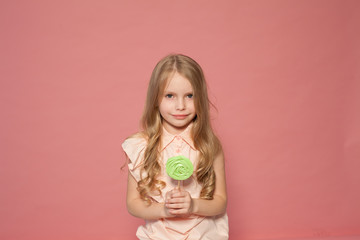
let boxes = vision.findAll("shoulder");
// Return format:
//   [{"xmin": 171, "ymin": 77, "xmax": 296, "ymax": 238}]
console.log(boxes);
[
  {"xmin": 122, "ymin": 132, "xmax": 147, "ymax": 150},
  {"xmin": 122, "ymin": 132, "xmax": 148, "ymax": 166}
]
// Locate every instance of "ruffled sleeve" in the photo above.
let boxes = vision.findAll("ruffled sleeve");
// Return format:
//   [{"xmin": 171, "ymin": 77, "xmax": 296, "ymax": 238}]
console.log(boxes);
[{"xmin": 122, "ymin": 136, "xmax": 147, "ymax": 182}]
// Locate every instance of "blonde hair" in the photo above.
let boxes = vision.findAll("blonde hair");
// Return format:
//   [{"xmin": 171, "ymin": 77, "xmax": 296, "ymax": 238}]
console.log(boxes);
[{"xmin": 138, "ymin": 54, "xmax": 222, "ymax": 204}]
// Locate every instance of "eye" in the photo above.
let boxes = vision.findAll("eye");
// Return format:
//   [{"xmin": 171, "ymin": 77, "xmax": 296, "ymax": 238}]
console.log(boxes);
[
  {"xmin": 186, "ymin": 94, "xmax": 193, "ymax": 99},
  {"xmin": 165, "ymin": 94, "xmax": 173, "ymax": 98}
]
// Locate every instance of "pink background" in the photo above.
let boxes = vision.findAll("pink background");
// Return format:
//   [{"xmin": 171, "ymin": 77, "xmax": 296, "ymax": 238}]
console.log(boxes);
[{"xmin": 1, "ymin": 0, "xmax": 359, "ymax": 239}]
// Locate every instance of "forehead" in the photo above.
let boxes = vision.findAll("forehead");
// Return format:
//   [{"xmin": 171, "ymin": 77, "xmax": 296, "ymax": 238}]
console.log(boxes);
[{"xmin": 163, "ymin": 72, "xmax": 193, "ymax": 92}]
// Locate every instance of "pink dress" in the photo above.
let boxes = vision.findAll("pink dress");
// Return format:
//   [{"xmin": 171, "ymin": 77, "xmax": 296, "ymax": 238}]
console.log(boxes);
[{"xmin": 122, "ymin": 125, "xmax": 229, "ymax": 240}]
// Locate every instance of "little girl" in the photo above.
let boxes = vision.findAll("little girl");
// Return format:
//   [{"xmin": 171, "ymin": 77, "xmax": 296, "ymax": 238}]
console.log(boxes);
[{"xmin": 122, "ymin": 54, "xmax": 228, "ymax": 239}]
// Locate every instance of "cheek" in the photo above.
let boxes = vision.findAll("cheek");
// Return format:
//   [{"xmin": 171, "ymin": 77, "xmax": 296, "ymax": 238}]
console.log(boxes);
[
  {"xmin": 158, "ymin": 104, "xmax": 165, "ymax": 116},
  {"xmin": 159, "ymin": 100, "xmax": 169, "ymax": 114},
  {"xmin": 189, "ymin": 100, "xmax": 196, "ymax": 113}
]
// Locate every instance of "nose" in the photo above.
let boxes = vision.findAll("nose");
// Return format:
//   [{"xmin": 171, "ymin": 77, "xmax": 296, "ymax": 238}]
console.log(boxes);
[{"xmin": 176, "ymin": 98, "xmax": 185, "ymax": 110}]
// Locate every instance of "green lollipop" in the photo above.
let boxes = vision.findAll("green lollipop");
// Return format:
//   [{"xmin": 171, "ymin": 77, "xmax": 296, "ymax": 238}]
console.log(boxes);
[{"xmin": 166, "ymin": 156, "xmax": 194, "ymax": 181}]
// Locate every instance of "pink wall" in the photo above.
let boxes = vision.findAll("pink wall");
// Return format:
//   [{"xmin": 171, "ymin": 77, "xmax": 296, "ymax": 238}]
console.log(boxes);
[{"xmin": 1, "ymin": 0, "xmax": 359, "ymax": 239}]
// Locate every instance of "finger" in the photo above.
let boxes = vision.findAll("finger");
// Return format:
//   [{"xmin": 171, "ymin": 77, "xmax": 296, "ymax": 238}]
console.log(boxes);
[
  {"xmin": 168, "ymin": 195, "xmax": 186, "ymax": 201},
  {"xmin": 165, "ymin": 194, "xmax": 171, "ymax": 203},
  {"xmin": 167, "ymin": 200, "xmax": 191, "ymax": 208},
  {"xmin": 167, "ymin": 198, "xmax": 185, "ymax": 205},
  {"xmin": 165, "ymin": 190, "xmax": 176, "ymax": 202},
  {"xmin": 166, "ymin": 203, "xmax": 185, "ymax": 209},
  {"xmin": 171, "ymin": 191, "xmax": 186, "ymax": 198}
]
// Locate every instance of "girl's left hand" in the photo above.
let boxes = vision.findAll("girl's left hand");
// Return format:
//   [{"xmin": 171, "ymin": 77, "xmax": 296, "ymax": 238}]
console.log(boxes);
[{"xmin": 165, "ymin": 188, "xmax": 193, "ymax": 217}]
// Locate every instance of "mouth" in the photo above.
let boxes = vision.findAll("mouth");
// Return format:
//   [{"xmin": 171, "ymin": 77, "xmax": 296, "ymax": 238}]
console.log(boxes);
[{"xmin": 172, "ymin": 114, "xmax": 188, "ymax": 120}]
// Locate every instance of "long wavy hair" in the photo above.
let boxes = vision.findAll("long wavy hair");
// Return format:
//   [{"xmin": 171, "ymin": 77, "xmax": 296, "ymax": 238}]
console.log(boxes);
[{"xmin": 138, "ymin": 54, "xmax": 222, "ymax": 204}]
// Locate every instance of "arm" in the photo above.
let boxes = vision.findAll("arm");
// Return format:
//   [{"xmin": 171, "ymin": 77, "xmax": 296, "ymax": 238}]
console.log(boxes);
[
  {"xmin": 166, "ymin": 151, "xmax": 228, "ymax": 217},
  {"xmin": 126, "ymin": 170, "xmax": 173, "ymax": 220},
  {"xmin": 193, "ymin": 150, "xmax": 227, "ymax": 216}
]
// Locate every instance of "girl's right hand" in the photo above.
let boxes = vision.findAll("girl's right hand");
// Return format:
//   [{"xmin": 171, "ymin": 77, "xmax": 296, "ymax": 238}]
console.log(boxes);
[{"xmin": 164, "ymin": 188, "xmax": 194, "ymax": 217}]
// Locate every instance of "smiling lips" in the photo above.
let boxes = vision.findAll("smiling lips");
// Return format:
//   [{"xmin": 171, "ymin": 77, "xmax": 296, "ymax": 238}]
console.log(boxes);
[{"xmin": 172, "ymin": 114, "xmax": 188, "ymax": 120}]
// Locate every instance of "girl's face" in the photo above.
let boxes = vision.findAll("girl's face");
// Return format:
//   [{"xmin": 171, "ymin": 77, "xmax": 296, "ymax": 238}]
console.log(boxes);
[{"xmin": 159, "ymin": 72, "xmax": 196, "ymax": 135}]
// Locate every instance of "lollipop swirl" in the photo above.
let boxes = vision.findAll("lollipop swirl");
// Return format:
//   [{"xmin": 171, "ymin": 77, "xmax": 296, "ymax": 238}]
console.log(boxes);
[{"xmin": 166, "ymin": 156, "xmax": 194, "ymax": 180}]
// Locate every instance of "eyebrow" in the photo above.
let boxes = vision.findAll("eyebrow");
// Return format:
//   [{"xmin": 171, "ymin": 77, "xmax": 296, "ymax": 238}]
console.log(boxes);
[{"xmin": 163, "ymin": 91, "xmax": 194, "ymax": 95}]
